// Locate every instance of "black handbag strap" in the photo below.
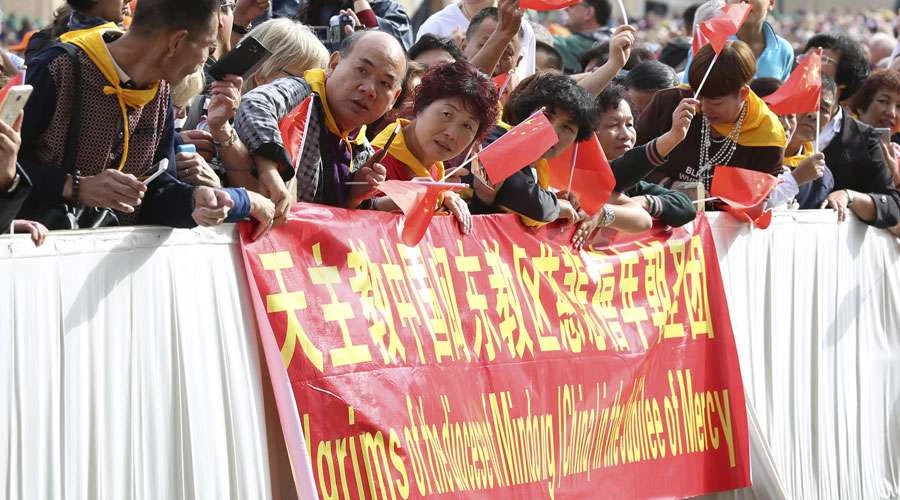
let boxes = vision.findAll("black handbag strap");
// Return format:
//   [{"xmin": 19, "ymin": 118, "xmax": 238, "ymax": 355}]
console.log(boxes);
[{"xmin": 58, "ymin": 42, "xmax": 82, "ymax": 176}]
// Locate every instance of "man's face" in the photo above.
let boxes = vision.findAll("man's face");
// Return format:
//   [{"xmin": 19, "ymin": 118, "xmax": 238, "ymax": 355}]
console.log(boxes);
[
  {"xmin": 96, "ymin": 0, "xmax": 126, "ymax": 23},
  {"xmin": 795, "ymin": 87, "xmax": 837, "ymax": 143},
  {"xmin": 413, "ymin": 48, "xmax": 455, "ymax": 68},
  {"xmin": 462, "ymin": 18, "xmax": 497, "ymax": 60},
  {"xmin": 217, "ymin": 1, "xmax": 235, "ymax": 54},
  {"xmin": 563, "ymin": 3, "xmax": 593, "ymax": 33},
  {"xmin": 595, "ymin": 99, "xmax": 636, "ymax": 161},
  {"xmin": 325, "ymin": 35, "xmax": 406, "ymax": 132},
  {"xmin": 806, "ymin": 47, "xmax": 840, "ymax": 80},
  {"xmin": 164, "ymin": 14, "xmax": 218, "ymax": 85}
]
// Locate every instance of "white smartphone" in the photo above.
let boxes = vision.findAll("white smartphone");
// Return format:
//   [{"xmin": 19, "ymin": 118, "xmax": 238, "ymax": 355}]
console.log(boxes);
[
  {"xmin": 0, "ymin": 84, "xmax": 33, "ymax": 125},
  {"xmin": 140, "ymin": 158, "xmax": 169, "ymax": 185}
]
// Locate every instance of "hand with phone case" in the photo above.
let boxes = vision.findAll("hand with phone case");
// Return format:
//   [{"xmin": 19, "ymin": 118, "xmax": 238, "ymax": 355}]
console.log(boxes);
[{"xmin": 0, "ymin": 113, "xmax": 22, "ymax": 191}]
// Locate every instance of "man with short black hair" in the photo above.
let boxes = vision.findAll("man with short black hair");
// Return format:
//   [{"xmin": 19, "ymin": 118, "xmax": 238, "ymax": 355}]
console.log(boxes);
[
  {"xmin": 19, "ymin": 0, "xmax": 273, "ymax": 232},
  {"xmin": 408, "ymin": 33, "xmax": 465, "ymax": 66},
  {"xmin": 535, "ymin": 41, "xmax": 563, "ymax": 74},
  {"xmin": 622, "ymin": 60, "xmax": 677, "ymax": 118},
  {"xmin": 553, "ymin": 0, "xmax": 613, "ymax": 73}
]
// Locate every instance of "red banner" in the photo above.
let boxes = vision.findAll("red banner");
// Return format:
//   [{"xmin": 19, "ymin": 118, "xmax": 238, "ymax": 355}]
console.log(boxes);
[{"xmin": 238, "ymin": 205, "xmax": 750, "ymax": 499}]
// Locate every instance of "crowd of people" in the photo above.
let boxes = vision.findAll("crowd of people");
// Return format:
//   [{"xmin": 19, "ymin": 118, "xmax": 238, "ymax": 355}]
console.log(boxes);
[{"xmin": 1, "ymin": 0, "xmax": 900, "ymax": 249}]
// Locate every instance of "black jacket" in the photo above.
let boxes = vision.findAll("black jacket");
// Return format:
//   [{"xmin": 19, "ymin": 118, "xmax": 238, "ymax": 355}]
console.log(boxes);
[
  {"xmin": 0, "ymin": 167, "xmax": 31, "ymax": 233},
  {"xmin": 276, "ymin": 0, "xmax": 413, "ymax": 50},
  {"xmin": 823, "ymin": 112, "xmax": 900, "ymax": 228}
]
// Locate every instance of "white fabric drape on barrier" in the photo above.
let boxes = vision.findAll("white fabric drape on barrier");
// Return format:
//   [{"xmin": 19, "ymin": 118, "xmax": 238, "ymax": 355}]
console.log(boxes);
[
  {"xmin": 702, "ymin": 211, "xmax": 900, "ymax": 500},
  {"xmin": 1, "ymin": 212, "xmax": 898, "ymax": 499},
  {"xmin": 0, "ymin": 227, "xmax": 273, "ymax": 500}
]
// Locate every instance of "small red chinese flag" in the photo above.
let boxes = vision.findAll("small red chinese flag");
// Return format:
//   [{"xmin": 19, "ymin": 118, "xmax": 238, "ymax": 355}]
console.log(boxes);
[
  {"xmin": 377, "ymin": 180, "xmax": 467, "ymax": 246},
  {"xmin": 278, "ymin": 95, "xmax": 314, "ymax": 169},
  {"xmin": 710, "ymin": 166, "xmax": 780, "ymax": 209},
  {"xmin": 547, "ymin": 136, "xmax": 616, "ymax": 215},
  {"xmin": 520, "ymin": 0, "xmax": 580, "ymax": 10},
  {"xmin": 0, "ymin": 72, "xmax": 24, "ymax": 106},
  {"xmin": 478, "ymin": 110, "xmax": 558, "ymax": 184},
  {"xmin": 722, "ymin": 202, "xmax": 774, "ymax": 229},
  {"xmin": 691, "ymin": 27, "xmax": 709, "ymax": 56},
  {"xmin": 698, "ymin": 3, "xmax": 751, "ymax": 54},
  {"xmin": 763, "ymin": 51, "xmax": 822, "ymax": 115}
]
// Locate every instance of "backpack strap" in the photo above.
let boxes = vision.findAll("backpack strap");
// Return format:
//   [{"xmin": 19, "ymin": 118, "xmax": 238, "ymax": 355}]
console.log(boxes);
[{"xmin": 56, "ymin": 43, "xmax": 82, "ymax": 177}]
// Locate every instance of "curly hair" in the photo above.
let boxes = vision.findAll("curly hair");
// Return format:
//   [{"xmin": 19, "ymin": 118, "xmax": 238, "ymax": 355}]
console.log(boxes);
[
  {"xmin": 596, "ymin": 83, "xmax": 629, "ymax": 114},
  {"xmin": 803, "ymin": 34, "xmax": 870, "ymax": 101},
  {"xmin": 413, "ymin": 61, "xmax": 500, "ymax": 142},
  {"xmin": 503, "ymin": 73, "xmax": 597, "ymax": 141},
  {"xmin": 850, "ymin": 69, "xmax": 900, "ymax": 116}
]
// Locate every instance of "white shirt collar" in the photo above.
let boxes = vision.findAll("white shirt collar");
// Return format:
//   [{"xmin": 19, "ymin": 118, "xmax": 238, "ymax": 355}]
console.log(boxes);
[{"xmin": 818, "ymin": 106, "xmax": 843, "ymax": 151}]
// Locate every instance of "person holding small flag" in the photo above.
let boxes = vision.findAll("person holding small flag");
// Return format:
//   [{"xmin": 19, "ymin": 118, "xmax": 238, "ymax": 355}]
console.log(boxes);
[
  {"xmin": 367, "ymin": 61, "xmax": 499, "ymax": 235},
  {"xmin": 636, "ymin": 41, "xmax": 785, "ymax": 205}
]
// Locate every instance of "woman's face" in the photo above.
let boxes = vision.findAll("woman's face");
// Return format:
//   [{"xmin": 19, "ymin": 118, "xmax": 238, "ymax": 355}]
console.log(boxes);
[
  {"xmin": 543, "ymin": 108, "xmax": 579, "ymax": 160},
  {"xmin": 595, "ymin": 99, "xmax": 636, "ymax": 161},
  {"xmin": 700, "ymin": 89, "xmax": 746, "ymax": 125},
  {"xmin": 859, "ymin": 88, "xmax": 900, "ymax": 131},
  {"xmin": 412, "ymin": 96, "xmax": 480, "ymax": 163}
]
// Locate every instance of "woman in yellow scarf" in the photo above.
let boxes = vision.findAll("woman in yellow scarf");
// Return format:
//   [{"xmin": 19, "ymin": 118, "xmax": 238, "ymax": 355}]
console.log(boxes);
[
  {"xmin": 370, "ymin": 61, "xmax": 499, "ymax": 234},
  {"xmin": 635, "ymin": 41, "xmax": 786, "ymax": 205}
]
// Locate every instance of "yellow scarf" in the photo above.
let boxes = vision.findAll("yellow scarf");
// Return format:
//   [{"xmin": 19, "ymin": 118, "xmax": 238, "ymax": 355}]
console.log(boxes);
[
  {"xmin": 784, "ymin": 142, "xmax": 814, "ymax": 169},
  {"xmin": 711, "ymin": 90, "xmax": 786, "ymax": 148},
  {"xmin": 535, "ymin": 159, "xmax": 550, "ymax": 189},
  {"xmin": 64, "ymin": 26, "xmax": 159, "ymax": 171},
  {"xmin": 372, "ymin": 119, "xmax": 445, "ymax": 179},
  {"xmin": 303, "ymin": 68, "xmax": 367, "ymax": 145}
]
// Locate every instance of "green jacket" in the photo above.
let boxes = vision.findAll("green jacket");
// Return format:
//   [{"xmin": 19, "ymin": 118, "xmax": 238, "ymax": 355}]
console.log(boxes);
[
  {"xmin": 625, "ymin": 181, "xmax": 696, "ymax": 227},
  {"xmin": 553, "ymin": 28, "xmax": 612, "ymax": 73}
]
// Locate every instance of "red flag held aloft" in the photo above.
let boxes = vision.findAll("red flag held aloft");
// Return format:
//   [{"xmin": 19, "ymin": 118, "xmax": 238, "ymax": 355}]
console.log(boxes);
[
  {"xmin": 278, "ymin": 95, "xmax": 314, "ymax": 168},
  {"xmin": 520, "ymin": 0, "xmax": 580, "ymax": 10},
  {"xmin": 478, "ymin": 110, "xmax": 558, "ymax": 184},
  {"xmin": 710, "ymin": 166, "xmax": 780, "ymax": 209},
  {"xmin": 691, "ymin": 28, "xmax": 710, "ymax": 57},
  {"xmin": 763, "ymin": 51, "xmax": 822, "ymax": 115},
  {"xmin": 547, "ymin": 136, "xmax": 616, "ymax": 215},
  {"xmin": 698, "ymin": 3, "xmax": 751, "ymax": 54},
  {"xmin": 377, "ymin": 180, "xmax": 467, "ymax": 246}
]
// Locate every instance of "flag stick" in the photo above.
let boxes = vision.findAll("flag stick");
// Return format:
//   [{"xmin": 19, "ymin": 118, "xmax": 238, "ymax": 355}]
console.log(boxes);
[
  {"xmin": 693, "ymin": 51, "xmax": 720, "ymax": 99},
  {"xmin": 496, "ymin": 71, "xmax": 512, "ymax": 97},
  {"xmin": 565, "ymin": 142, "xmax": 579, "ymax": 192},
  {"xmin": 692, "ymin": 196, "xmax": 719, "ymax": 205},
  {"xmin": 814, "ymin": 111, "xmax": 820, "ymax": 153},
  {"xmin": 439, "ymin": 154, "xmax": 478, "ymax": 182},
  {"xmin": 615, "ymin": 0, "xmax": 629, "ymax": 25}
]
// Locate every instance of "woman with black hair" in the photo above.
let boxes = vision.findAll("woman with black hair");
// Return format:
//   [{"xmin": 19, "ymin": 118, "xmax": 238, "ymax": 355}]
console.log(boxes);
[{"xmin": 802, "ymin": 34, "xmax": 870, "ymax": 105}]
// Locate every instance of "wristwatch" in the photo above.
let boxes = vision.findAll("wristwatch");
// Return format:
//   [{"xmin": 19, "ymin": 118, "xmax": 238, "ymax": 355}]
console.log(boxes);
[{"xmin": 845, "ymin": 189, "xmax": 854, "ymax": 207}]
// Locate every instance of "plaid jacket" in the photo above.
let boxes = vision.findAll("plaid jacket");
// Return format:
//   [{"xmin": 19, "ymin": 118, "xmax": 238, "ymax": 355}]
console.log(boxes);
[{"xmin": 234, "ymin": 76, "xmax": 373, "ymax": 205}]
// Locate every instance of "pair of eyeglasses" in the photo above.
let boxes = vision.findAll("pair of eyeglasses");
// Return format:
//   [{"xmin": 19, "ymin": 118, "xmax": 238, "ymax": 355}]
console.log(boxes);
[
  {"xmin": 219, "ymin": 1, "xmax": 236, "ymax": 11},
  {"xmin": 795, "ymin": 53, "xmax": 837, "ymax": 66}
]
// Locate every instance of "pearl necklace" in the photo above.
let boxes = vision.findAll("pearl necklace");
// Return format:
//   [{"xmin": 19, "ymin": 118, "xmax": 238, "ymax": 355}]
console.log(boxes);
[{"xmin": 697, "ymin": 102, "xmax": 747, "ymax": 191}]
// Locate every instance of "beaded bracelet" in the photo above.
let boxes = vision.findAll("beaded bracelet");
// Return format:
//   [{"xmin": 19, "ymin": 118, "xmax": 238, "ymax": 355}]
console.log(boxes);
[{"xmin": 71, "ymin": 170, "xmax": 82, "ymax": 207}]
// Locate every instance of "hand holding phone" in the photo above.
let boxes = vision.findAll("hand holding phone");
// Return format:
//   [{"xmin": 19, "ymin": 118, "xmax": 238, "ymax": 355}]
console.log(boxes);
[
  {"xmin": 208, "ymin": 37, "xmax": 272, "ymax": 81},
  {"xmin": 0, "ymin": 85, "xmax": 32, "ymax": 125}
]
